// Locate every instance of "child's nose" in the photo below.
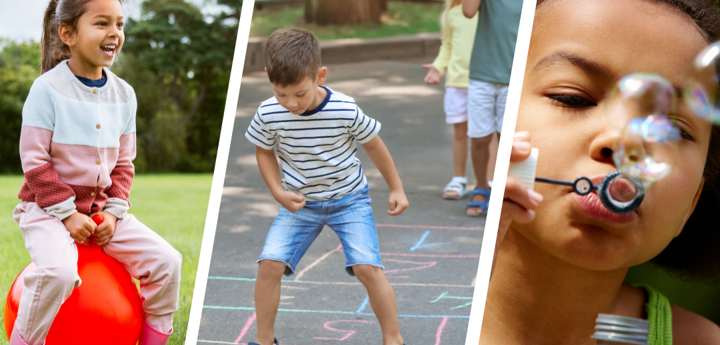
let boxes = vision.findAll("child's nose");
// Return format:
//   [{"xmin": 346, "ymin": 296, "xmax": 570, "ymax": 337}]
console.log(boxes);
[{"xmin": 588, "ymin": 130, "xmax": 619, "ymax": 167}]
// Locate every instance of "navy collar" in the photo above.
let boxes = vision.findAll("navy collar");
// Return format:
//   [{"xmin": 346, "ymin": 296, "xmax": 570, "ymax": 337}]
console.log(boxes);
[
  {"xmin": 75, "ymin": 71, "xmax": 107, "ymax": 87},
  {"xmin": 301, "ymin": 86, "xmax": 331, "ymax": 116}
]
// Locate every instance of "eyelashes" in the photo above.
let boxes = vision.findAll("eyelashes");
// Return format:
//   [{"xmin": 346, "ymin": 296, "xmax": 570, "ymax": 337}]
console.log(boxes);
[
  {"xmin": 547, "ymin": 94, "xmax": 597, "ymax": 107},
  {"xmin": 546, "ymin": 93, "xmax": 696, "ymax": 142}
]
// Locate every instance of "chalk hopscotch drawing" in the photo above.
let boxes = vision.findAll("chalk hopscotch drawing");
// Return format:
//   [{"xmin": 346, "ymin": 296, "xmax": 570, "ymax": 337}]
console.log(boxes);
[
  {"xmin": 199, "ymin": 223, "xmax": 480, "ymax": 344},
  {"xmin": 430, "ymin": 291, "xmax": 474, "ymax": 310},
  {"xmin": 314, "ymin": 320, "xmax": 374, "ymax": 341},
  {"xmin": 410, "ymin": 231, "xmax": 452, "ymax": 251}
]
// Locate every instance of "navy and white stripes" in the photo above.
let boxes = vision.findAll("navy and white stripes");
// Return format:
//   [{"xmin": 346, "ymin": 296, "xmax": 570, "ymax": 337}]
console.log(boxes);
[{"xmin": 245, "ymin": 87, "xmax": 381, "ymax": 201}]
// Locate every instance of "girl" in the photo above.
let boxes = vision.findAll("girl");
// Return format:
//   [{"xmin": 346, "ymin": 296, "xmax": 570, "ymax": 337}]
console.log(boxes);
[
  {"xmin": 11, "ymin": 0, "xmax": 181, "ymax": 344},
  {"xmin": 423, "ymin": 0, "xmax": 477, "ymax": 201},
  {"xmin": 482, "ymin": 0, "xmax": 720, "ymax": 344}
]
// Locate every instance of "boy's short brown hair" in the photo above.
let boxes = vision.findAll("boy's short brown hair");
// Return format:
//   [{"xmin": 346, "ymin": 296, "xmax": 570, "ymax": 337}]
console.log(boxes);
[{"xmin": 264, "ymin": 28, "xmax": 321, "ymax": 86}]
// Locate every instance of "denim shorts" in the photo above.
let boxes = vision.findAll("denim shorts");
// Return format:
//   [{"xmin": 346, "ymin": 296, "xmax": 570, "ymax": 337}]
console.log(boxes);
[{"xmin": 258, "ymin": 185, "xmax": 383, "ymax": 276}]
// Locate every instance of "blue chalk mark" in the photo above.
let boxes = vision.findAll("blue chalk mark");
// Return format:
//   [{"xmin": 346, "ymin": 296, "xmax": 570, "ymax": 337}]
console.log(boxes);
[
  {"xmin": 450, "ymin": 302, "xmax": 473, "ymax": 310},
  {"xmin": 430, "ymin": 291, "xmax": 473, "ymax": 304},
  {"xmin": 204, "ymin": 305, "xmax": 469, "ymax": 318},
  {"xmin": 357, "ymin": 312, "xmax": 469, "ymax": 319},
  {"xmin": 356, "ymin": 295, "xmax": 370, "ymax": 314},
  {"xmin": 204, "ymin": 306, "xmax": 354, "ymax": 314},
  {"xmin": 410, "ymin": 231, "xmax": 451, "ymax": 251}
]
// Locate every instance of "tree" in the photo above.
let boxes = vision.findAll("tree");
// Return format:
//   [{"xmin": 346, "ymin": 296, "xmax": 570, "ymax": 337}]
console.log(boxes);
[
  {"xmin": 304, "ymin": 0, "xmax": 388, "ymax": 26},
  {"xmin": 0, "ymin": 39, "xmax": 41, "ymax": 174},
  {"xmin": 118, "ymin": 0, "xmax": 239, "ymax": 172}
]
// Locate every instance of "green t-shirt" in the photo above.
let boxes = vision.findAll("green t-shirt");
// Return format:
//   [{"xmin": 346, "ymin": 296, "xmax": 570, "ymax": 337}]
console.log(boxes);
[{"xmin": 469, "ymin": 0, "xmax": 523, "ymax": 85}]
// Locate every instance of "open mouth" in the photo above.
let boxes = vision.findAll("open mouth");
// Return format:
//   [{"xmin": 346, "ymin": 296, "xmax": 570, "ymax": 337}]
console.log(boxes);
[{"xmin": 101, "ymin": 44, "xmax": 117, "ymax": 57}]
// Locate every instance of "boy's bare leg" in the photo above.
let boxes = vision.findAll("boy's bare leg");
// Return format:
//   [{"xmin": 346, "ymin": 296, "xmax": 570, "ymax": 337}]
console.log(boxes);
[
  {"xmin": 468, "ymin": 133, "xmax": 497, "ymax": 216},
  {"xmin": 353, "ymin": 264, "xmax": 404, "ymax": 345},
  {"xmin": 453, "ymin": 121, "xmax": 469, "ymax": 178},
  {"xmin": 254, "ymin": 260, "xmax": 286, "ymax": 345}
]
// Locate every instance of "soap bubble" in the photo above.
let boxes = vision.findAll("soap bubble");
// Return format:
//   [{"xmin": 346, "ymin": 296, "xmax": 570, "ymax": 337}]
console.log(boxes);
[
  {"xmin": 684, "ymin": 41, "xmax": 720, "ymax": 123},
  {"xmin": 612, "ymin": 114, "xmax": 681, "ymax": 188},
  {"xmin": 605, "ymin": 73, "xmax": 678, "ymax": 130}
]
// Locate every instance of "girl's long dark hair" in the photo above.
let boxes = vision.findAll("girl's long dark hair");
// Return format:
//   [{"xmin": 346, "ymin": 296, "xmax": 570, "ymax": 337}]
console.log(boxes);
[{"xmin": 41, "ymin": 0, "xmax": 98, "ymax": 73}]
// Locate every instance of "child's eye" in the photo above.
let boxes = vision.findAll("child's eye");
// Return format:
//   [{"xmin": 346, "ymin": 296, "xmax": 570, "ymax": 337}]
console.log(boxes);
[
  {"xmin": 547, "ymin": 94, "xmax": 597, "ymax": 107},
  {"xmin": 117, "ymin": 23, "xmax": 124, "ymax": 29},
  {"xmin": 679, "ymin": 129, "xmax": 693, "ymax": 141},
  {"xmin": 97, "ymin": 22, "xmax": 107, "ymax": 26}
]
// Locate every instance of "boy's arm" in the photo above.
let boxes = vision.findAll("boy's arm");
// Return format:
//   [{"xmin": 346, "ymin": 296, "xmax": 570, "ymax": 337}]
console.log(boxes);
[
  {"xmin": 361, "ymin": 136, "xmax": 408, "ymax": 216},
  {"xmin": 462, "ymin": 0, "xmax": 481, "ymax": 18},
  {"xmin": 256, "ymin": 146, "xmax": 306, "ymax": 212}
]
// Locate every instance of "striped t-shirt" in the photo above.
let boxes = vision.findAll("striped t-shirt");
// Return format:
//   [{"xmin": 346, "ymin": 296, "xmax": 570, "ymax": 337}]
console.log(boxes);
[{"xmin": 245, "ymin": 86, "xmax": 380, "ymax": 201}]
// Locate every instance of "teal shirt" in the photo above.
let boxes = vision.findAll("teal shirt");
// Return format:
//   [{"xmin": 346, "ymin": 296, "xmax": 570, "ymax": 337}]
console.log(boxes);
[{"xmin": 469, "ymin": 0, "xmax": 523, "ymax": 85}]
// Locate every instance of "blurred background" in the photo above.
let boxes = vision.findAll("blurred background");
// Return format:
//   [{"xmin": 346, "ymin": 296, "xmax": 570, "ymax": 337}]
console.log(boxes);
[{"xmin": 0, "ymin": 0, "xmax": 239, "ymax": 343}]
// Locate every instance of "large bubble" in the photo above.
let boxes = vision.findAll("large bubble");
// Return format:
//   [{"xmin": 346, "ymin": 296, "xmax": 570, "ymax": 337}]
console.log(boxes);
[
  {"xmin": 612, "ymin": 114, "xmax": 681, "ymax": 189},
  {"xmin": 605, "ymin": 74, "xmax": 682, "ymax": 195},
  {"xmin": 684, "ymin": 41, "xmax": 720, "ymax": 123},
  {"xmin": 605, "ymin": 73, "xmax": 677, "ymax": 130}
]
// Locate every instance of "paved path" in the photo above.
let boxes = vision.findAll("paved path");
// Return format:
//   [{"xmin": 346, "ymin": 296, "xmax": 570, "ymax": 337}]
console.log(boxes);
[{"xmin": 197, "ymin": 60, "xmax": 485, "ymax": 345}]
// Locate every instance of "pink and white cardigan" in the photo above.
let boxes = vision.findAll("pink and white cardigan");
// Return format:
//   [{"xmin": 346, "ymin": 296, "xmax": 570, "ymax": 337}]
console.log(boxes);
[{"xmin": 18, "ymin": 60, "xmax": 137, "ymax": 220}]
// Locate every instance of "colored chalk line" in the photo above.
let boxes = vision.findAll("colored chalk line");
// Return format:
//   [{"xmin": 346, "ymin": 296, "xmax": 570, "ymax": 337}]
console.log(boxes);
[
  {"xmin": 203, "ymin": 305, "xmax": 470, "ymax": 319},
  {"xmin": 376, "ymin": 223, "xmax": 483, "ymax": 231},
  {"xmin": 208, "ymin": 276, "xmax": 474, "ymax": 288}
]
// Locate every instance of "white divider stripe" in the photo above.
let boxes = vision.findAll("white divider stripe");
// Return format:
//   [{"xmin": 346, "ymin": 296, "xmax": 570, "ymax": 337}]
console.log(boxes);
[
  {"xmin": 464, "ymin": 1, "xmax": 537, "ymax": 344},
  {"xmin": 184, "ymin": 1, "xmax": 256, "ymax": 344}
]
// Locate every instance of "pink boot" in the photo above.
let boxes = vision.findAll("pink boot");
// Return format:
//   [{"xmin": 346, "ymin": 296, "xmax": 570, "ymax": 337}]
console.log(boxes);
[
  {"xmin": 8, "ymin": 327, "xmax": 35, "ymax": 345},
  {"xmin": 138, "ymin": 319, "xmax": 172, "ymax": 345}
]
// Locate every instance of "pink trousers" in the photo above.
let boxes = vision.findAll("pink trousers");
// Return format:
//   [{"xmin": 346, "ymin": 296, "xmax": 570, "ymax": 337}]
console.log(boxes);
[{"xmin": 12, "ymin": 202, "xmax": 182, "ymax": 345}]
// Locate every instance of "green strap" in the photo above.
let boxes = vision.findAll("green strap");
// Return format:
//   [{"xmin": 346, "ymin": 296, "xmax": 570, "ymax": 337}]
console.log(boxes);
[{"xmin": 638, "ymin": 285, "xmax": 673, "ymax": 345}]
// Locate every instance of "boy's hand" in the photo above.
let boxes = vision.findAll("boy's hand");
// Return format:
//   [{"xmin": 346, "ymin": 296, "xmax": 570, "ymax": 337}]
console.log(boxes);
[
  {"xmin": 91, "ymin": 211, "xmax": 117, "ymax": 246},
  {"xmin": 62, "ymin": 212, "xmax": 97, "ymax": 244},
  {"xmin": 388, "ymin": 189, "xmax": 409, "ymax": 216},
  {"xmin": 274, "ymin": 190, "xmax": 306, "ymax": 213},
  {"xmin": 422, "ymin": 64, "xmax": 441, "ymax": 85},
  {"xmin": 493, "ymin": 132, "xmax": 543, "ymax": 274}
]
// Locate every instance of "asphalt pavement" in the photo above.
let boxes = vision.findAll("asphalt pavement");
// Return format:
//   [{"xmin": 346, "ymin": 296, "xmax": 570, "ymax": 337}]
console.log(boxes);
[{"xmin": 196, "ymin": 60, "xmax": 486, "ymax": 345}]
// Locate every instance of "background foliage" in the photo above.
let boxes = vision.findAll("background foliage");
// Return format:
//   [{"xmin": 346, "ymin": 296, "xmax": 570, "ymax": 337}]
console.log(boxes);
[{"xmin": 0, "ymin": 0, "xmax": 239, "ymax": 174}]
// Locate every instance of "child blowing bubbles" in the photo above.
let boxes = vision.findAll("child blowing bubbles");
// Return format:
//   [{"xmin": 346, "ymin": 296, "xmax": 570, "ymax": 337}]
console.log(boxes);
[
  {"xmin": 482, "ymin": 0, "xmax": 720, "ymax": 344},
  {"xmin": 246, "ymin": 29, "xmax": 408, "ymax": 345},
  {"xmin": 11, "ymin": 0, "xmax": 182, "ymax": 344}
]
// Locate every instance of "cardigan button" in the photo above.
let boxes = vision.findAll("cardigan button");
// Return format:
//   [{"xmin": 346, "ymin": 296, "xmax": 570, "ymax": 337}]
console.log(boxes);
[
  {"xmin": 96, "ymin": 159, "xmax": 101, "ymax": 165},
  {"xmin": 90, "ymin": 192, "xmax": 96, "ymax": 197},
  {"xmin": 93, "ymin": 89, "xmax": 97, "ymax": 94},
  {"xmin": 96, "ymin": 124, "xmax": 101, "ymax": 129}
]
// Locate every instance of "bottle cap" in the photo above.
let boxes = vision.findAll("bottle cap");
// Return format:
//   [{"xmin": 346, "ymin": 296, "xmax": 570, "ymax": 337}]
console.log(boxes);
[{"xmin": 508, "ymin": 148, "xmax": 539, "ymax": 190}]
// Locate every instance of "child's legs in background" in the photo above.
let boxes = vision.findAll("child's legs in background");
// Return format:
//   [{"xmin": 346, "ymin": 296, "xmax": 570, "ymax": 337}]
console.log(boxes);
[
  {"xmin": 12, "ymin": 202, "xmax": 81, "ymax": 345},
  {"xmin": 326, "ymin": 189, "xmax": 403, "ymax": 345},
  {"xmin": 102, "ymin": 214, "xmax": 182, "ymax": 334},
  {"xmin": 444, "ymin": 87, "xmax": 469, "ymax": 178},
  {"xmin": 255, "ymin": 205, "xmax": 324, "ymax": 345}
]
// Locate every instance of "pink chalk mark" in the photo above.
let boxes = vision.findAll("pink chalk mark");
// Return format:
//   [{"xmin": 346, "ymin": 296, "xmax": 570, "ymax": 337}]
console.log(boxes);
[
  {"xmin": 314, "ymin": 320, "xmax": 373, "ymax": 341},
  {"xmin": 435, "ymin": 317, "xmax": 449, "ymax": 345},
  {"xmin": 384, "ymin": 259, "xmax": 437, "ymax": 274},
  {"xmin": 380, "ymin": 253, "xmax": 479, "ymax": 258},
  {"xmin": 376, "ymin": 223, "xmax": 483, "ymax": 231},
  {"xmin": 335, "ymin": 243, "xmax": 343, "ymax": 251},
  {"xmin": 234, "ymin": 312, "xmax": 257, "ymax": 344}
]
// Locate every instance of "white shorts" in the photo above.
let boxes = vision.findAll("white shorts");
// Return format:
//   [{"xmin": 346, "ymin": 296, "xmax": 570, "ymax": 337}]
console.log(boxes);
[
  {"xmin": 467, "ymin": 79, "xmax": 509, "ymax": 138},
  {"xmin": 444, "ymin": 87, "xmax": 468, "ymax": 124}
]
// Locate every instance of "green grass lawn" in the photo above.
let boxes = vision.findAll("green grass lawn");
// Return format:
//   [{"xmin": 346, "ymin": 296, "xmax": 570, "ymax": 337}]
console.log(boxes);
[
  {"xmin": 0, "ymin": 174, "xmax": 212, "ymax": 345},
  {"xmin": 250, "ymin": 2, "xmax": 442, "ymax": 41}
]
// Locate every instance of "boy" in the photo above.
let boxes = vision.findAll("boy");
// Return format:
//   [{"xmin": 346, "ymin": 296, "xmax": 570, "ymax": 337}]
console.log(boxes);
[{"xmin": 245, "ymin": 28, "xmax": 408, "ymax": 345}]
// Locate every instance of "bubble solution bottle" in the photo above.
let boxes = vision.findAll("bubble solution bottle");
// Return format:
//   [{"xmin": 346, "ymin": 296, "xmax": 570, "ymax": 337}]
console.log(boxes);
[{"xmin": 591, "ymin": 314, "xmax": 649, "ymax": 345}]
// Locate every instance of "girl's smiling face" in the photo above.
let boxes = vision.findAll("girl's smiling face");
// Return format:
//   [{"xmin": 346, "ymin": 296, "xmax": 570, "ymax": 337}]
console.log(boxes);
[
  {"xmin": 61, "ymin": 0, "xmax": 124, "ymax": 78},
  {"xmin": 516, "ymin": 0, "xmax": 713, "ymax": 271}
]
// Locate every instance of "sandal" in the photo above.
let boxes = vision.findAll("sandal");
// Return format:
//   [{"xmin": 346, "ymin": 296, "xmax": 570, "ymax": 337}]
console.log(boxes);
[
  {"xmin": 467, "ymin": 188, "xmax": 491, "ymax": 217},
  {"xmin": 443, "ymin": 176, "xmax": 468, "ymax": 199}
]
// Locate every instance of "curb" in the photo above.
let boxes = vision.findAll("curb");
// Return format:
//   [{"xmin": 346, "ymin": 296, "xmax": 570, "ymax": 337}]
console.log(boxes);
[{"xmin": 243, "ymin": 32, "xmax": 441, "ymax": 74}]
